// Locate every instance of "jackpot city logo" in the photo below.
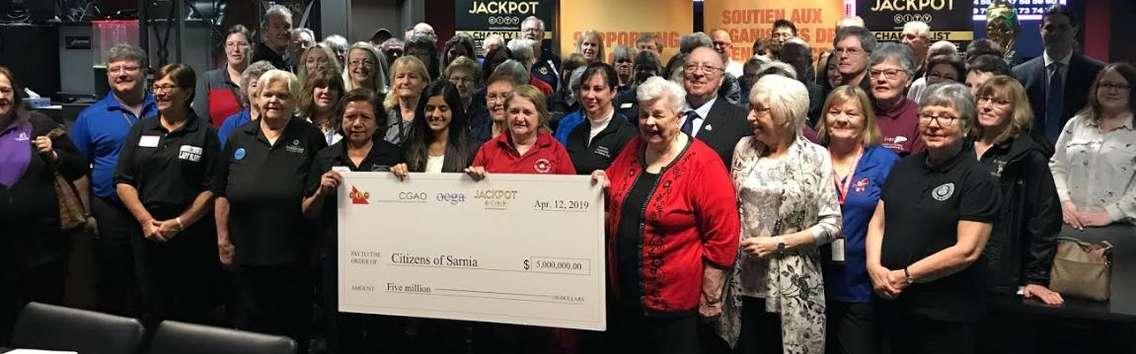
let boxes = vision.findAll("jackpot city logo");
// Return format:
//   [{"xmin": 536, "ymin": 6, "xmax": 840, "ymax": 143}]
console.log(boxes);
[{"xmin": 350, "ymin": 186, "xmax": 371, "ymax": 205}]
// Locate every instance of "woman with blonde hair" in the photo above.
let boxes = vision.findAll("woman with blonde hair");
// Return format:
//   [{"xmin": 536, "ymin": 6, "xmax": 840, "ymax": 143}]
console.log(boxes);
[
  {"xmin": 297, "ymin": 44, "xmax": 341, "ymax": 85},
  {"xmin": 343, "ymin": 42, "xmax": 388, "ymax": 95},
  {"xmin": 382, "ymin": 56, "xmax": 429, "ymax": 145},
  {"xmin": 817, "ymin": 85, "xmax": 899, "ymax": 354},
  {"xmin": 971, "ymin": 75, "xmax": 1064, "ymax": 352},
  {"xmin": 576, "ymin": 30, "xmax": 605, "ymax": 64}
]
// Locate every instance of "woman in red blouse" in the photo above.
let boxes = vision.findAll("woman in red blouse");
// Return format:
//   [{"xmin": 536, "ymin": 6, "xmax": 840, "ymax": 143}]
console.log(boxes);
[
  {"xmin": 466, "ymin": 84, "xmax": 576, "ymax": 354},
  {"xmin": 592, "ymin": 76, "xmax": 740, "ymax": 354},
  {"xmin": 467, "ymin": 84, "xmax": 575, "ymax": 176}
]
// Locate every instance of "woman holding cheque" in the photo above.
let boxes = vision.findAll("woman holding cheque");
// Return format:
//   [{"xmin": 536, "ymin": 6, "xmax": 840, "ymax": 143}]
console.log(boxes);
[{"xmin": 591, "ymin": 76, "xmax": 741, "ymax": 354}]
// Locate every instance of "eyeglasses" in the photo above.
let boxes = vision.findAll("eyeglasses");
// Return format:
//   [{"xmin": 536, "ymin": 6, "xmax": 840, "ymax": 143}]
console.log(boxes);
[
  {"xmin": 1099, "ymin": 82, "xmax": 1131, "ymax": 91},
  {"xmin": 918, "ymin": 112, "xmax": 959, "ymax": 127},
  {"xmin": 683, "ymin": 64, "xmax": 723, "ymax": 74},
  {"xmin": 834, "ymin": 47, "xmax": 864, "ymax": 56},
  {"xmin": 487, "ymin": 92, "xmax": 513, "ymax": 103},
  {"xmin": 152, "ymin": 84, "xmax": 179, "ymax": 93},
  {"xmin": 108, "ymin": 65, "xmax": 141, "ymax": 74},
  {"xmin": 869, "ymin": 68, "xmax": 906, "ymax": 80},
  {"xmin": 977, "ymin": 96, "xmax": 1011, "ymax": 107},
  {"xmin": 750, "ymin": 105, "xmax": 772, "ymax": 116},
  {"xmin": 349, "ymin": 59, "xmax": 375, "ymax": 68},
  {"xmin": 926, "ymin": 72, "xmax": 957, "ymax": 81}
]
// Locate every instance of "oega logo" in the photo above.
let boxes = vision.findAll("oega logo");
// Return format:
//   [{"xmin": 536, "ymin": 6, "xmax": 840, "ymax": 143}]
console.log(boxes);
[
  {"xmin": 350, "ymin": 186, "xmax": 370, "ymax": 204},
  {"xmin": 436, "ymin": 192, "xmax": 467, "ymax": 205},
  {"xmin": 398, "ymin": 191, "xmax": 429, "ymax": 201}
]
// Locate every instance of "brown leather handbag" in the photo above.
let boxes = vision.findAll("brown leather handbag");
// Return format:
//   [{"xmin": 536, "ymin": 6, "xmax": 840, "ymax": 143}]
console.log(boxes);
[
  {"xmin": 1050, "ymin": 236, "xmax": 1113, "ymax": 301},
  {"xmin": 46, "ymin": 128, "xmax": 95, "ymax": 233}
]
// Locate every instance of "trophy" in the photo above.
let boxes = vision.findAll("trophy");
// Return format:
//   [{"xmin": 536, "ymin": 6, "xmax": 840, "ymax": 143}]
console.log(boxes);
[{"xmin": 986, "ymin": 0, "xmax": 1019, "ymax": 63}]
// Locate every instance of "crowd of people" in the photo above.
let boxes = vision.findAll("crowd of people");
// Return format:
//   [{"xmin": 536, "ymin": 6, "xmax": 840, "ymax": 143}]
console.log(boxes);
[{"xmin": 0, "ymin": 3, "xmax": 1133, "ymax": 354}]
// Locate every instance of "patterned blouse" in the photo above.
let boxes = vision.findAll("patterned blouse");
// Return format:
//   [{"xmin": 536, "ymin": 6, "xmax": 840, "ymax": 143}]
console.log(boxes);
[
  {"xmin": 716, "ymin": 135, "xmax": 842, "ymax": 352},
  {"xmin": 1049, "ymin": 112, "xmax": 1136, "ymax": 224}
]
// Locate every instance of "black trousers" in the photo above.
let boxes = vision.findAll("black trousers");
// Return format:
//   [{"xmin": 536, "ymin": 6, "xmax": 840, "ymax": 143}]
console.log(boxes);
[
  {"xmin": 611, "ymin": 309, "xmax": 701, "ymax": 354},
  {"xmin": 826, "ymin": 300, "xmax": 879, "ymax": 354},
  {"xmin": 878, "ymin": 303, "xmax": 976, "ymax": 354},
  {"xmin": 90, "ymin": 196, "xmax": 139, "ymax": 317},
  {"xmin": 129, "ymin": 216, "xmax": 217, "ymax": 330},
  {"xmin": 0, "ymin": 259, "xmax": 67, "ymax": 346},
  {"xmin": 737, "ymin": 297, "xmax": 782, "ymax": 354},
  {"xmin": 235, "ymin": 265, "xmax": 312, "ymax": 352}
]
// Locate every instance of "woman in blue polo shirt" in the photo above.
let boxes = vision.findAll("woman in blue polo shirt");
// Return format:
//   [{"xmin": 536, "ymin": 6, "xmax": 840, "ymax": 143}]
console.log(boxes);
[{"xmin": 816, "ymin": 85, "xmax": 899, "ymax": 354}]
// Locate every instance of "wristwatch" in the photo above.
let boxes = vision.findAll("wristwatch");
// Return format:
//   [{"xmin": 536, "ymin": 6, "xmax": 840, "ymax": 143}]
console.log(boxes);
[
  {"xmin": 903, "ymin": 267, "xmax": 915, "ymax": 285},
  {"xmin": 776, "ymin": 238, "xmax": 786, "ymax": 256}
]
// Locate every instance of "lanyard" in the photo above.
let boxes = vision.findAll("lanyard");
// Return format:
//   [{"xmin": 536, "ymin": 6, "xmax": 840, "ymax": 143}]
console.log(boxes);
[{"xmin": 832, "ymin": 151, "xmax": 862, "ymax": 206}]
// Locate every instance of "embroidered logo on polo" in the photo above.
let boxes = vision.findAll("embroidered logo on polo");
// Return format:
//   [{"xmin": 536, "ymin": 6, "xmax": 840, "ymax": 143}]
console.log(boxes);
[
  {"xmin": 285, "ymin": 139, "xmax": 305, "ymax": 154},
  {"xmin": 853, "ymin": 177, "xmax": 870, "ymax": 193},
  {"xmin": 534, "ymin": 158, "xmax": 551, "ymax": 173},
  {"xmin": 178, "ymin": 145, "xmax": 203, "ymax": 162},
  {"xmin": 234, "ymin": 147, "xmax": 247, "ymax": 161},
  {"xmin": 991, "ymin": 159, "xmax": 1007, "ymax": 178},
  {"xmin": 538, "ymin": 66, "xmax": 550, "ymax": 75},
  {"xmin": 15, "ymin": 132, "xmax": 29, "ymax": 142},
  {"xmin": 594, "ymin": 146, "xmax": 611, "ymax": 158},
  {"xmin": 931, "ymin": 183, "xmax": 955, "ymax": 201}
]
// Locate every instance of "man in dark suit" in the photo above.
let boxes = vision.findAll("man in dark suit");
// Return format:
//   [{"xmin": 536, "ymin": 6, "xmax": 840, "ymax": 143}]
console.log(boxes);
[
  {"xmin": 1012, "ymin": 5, "xmax": 1104, "ymax": 148},
  {"xmin": 681, "ymin": 46, "xmax": 751, "ymax": 168}
]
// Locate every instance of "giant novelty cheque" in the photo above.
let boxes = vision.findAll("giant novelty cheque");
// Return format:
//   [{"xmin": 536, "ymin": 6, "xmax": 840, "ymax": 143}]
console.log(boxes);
[{"xmin": 336, "ymin": 172, "xmax": 606, "ymax": 331}]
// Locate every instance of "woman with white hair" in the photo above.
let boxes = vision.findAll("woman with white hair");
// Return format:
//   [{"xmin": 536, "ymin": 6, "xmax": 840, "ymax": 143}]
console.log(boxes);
[
  {"xmin": 870, "ymin": 43, "xmax": 924, "ymax": 156},
  {"xmin": 591, "ymin": 76, "xmax": 739, "ymax": 354},
  {"xmin": 716, "ymin": 74, "xmax": 841, "ymax": 354},
  {"xmin": 508, "ymin": 38, "xmax": 553, "ymax": 95},
  {"xmin": 213, "ymin": 69, "xmax": 328, "ymax": 351},
  {"xmin": 868, "ymin": 83, "xmax": 999, "ymax": 354}
]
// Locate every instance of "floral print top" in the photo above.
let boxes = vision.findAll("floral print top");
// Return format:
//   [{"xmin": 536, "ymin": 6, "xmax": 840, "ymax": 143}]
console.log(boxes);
[{"xmin": 715, "ymin": 135, "xmax": 842, "ymax": 353}]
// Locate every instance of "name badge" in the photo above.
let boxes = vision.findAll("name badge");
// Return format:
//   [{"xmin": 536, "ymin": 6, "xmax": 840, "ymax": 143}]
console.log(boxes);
[
  {"xmin": 139, "ymin": 135, "xmax": 160, "ymax": 148},
  {"xmin": 178, "ymin": 145, "xmax": 203, "ymax": 162},
  {"xmin": 619, "ymin": 103, "xmax": 633, "ymax": 109}
]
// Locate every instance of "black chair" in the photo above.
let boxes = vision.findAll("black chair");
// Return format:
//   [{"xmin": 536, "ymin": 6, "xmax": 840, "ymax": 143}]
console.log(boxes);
[
  {"xmin": 10, "ymin": 302, "xmax": 145, "ymax": 354},
  {"xmin": 146, "ymin": 321, "xmax": 296, "ymax": 354}
]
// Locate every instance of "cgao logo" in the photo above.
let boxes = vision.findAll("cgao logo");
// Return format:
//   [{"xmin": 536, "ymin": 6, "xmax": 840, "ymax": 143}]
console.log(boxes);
[{"xmin": 350, "ymin": 186, "xmax": 371, "ymax": 205}]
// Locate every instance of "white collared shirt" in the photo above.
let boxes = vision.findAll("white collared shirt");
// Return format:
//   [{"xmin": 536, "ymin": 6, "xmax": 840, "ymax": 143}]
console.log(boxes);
[{"xmin": 683, "ymin": 96, "xmax": 718, "ymax": 138}]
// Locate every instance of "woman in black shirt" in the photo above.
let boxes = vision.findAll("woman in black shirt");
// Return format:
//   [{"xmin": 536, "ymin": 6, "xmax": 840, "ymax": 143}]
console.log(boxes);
[
  {"xmin": 565, "ymin": 63, "xmax": 636, "ymax": 174},
  {"xmin": 0, "ymin": 66, "xmax": 87, "ymax": 344},
  {"xmin": 214, "ymin": 69, "xmax": 327, "ymax": 350},
  {"xmin": 115, "ymin": 64, "xmax": 221, "ymax": 329},
  {"xmin": 392, "ymin": 80, "xmax": 478, "ymax": 176},
  {"xmin": 866, "ymin": 83, "xmax": 1000, "ymax": 354},
  {"xmin": 303, "ymin": 88, "xmax": 404, "ymax": 354}
]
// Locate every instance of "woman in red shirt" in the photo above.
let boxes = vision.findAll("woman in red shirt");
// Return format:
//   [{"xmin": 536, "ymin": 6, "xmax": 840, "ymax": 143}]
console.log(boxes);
[
  {"xmin": 468, "ymin": 84, "xmax": 574, "ymax": 176},
  {"xmin": 592, "ymin": 76, "xmax": 740, "ymax": 354},
  {"xmin": 466, "ymin": 84, "xmax": 576, "ymax": 353}
]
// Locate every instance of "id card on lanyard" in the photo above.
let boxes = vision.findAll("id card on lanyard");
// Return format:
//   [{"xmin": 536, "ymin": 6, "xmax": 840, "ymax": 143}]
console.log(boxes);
[{"xmin": 830, "ymin": 155, "xmax": 859, "ymax": 263}]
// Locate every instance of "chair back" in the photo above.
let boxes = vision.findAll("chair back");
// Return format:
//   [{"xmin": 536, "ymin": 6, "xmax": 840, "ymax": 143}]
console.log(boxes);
[
  {"xmin": 10, "ymin": 302, "xmax": 145, "ymax": 354},
  {"xmin": 146, "ymin": 321, "xmax": 296, "ymax": 354}
]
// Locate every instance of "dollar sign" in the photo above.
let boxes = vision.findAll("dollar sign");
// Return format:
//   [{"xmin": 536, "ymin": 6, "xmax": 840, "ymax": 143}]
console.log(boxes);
[{"xmin": 523, "ymin": 259, "xmax": 530, "ymax": 270}]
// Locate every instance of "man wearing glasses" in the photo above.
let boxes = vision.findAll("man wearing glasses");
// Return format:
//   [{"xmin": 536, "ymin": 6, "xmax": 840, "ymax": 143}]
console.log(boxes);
[
  {"xmin": 710, "ymin": 29, "xmax": 744, "ymax": 78},
  {"xmin": 71, "ymin": 43, "xmax": 158, "ymax": 317},
  {"xmin": 829, "ymin": 26, "xmax": 877, "ymax": 97},
  {"xmin": 681, "ymin": 46, "xmax": 750, "ymax": 167}
]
